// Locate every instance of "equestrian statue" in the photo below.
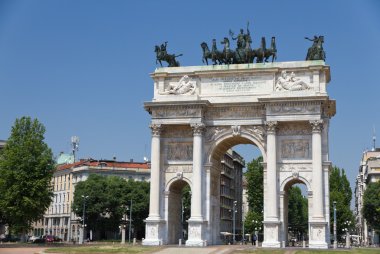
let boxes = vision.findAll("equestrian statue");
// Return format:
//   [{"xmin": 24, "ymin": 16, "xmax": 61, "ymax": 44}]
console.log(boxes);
[
  {"xmin": 305, "ymin": 35, "xmax": 326, "ymax": 61},
  {"xmin": 155, "ymin": 41, "xmax": 182, "ymax": 67}
]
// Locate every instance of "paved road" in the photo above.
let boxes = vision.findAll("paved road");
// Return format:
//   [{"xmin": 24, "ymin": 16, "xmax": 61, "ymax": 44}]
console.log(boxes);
[
  {"xmin": 0, "ymin": 247, "xmax": 46, "ymax": 254},
  {"xmin": 0, "ymin": 244, "xmax": 256, "ymax": 254},
  {"xmin": 152, "ymin": 245, "xmax": 256, "ymax": 254}
]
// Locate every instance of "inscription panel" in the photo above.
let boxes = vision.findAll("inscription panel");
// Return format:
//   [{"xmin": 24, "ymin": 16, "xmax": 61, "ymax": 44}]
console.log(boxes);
[{"xmin": 201, "ymin": 75, "xmax": 273, "ymax": 95}]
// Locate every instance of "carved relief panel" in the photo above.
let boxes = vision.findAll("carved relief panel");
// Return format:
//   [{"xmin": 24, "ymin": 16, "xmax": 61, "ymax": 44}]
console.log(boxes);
[
  {"xmin": 161, "ymin": 125, "xmax": 192, "ymax": 138},
  {"xmin": 205, "ymin": 105, "xmax": 264, "ymax": 120},
  {"xmin": 152, "ymin": 105, "xmax": 202, "ymax": 119},
  {"xmin": 280, "ymin": 139, "xmax": 311, "ymax": 159},
  {"xmin": 166, "ymin": 142, "xmax": 193, "ymax": 161}
]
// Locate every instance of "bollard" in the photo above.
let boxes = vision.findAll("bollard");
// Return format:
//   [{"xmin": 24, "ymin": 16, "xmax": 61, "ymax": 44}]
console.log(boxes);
[
  {"xmin": 133, "ymin": 238, "xmax": 136, "ymax": 245},
  {"xmin": 179, "ymin": 239, "xmax": 182, "ymax": 246},
  {"xmin": 303, "ymin": 240, "xmax": 306, "ymax": 248},
  {"xmin": 204, "ymin": 240, "xmax": 207, "ymax": 246}
]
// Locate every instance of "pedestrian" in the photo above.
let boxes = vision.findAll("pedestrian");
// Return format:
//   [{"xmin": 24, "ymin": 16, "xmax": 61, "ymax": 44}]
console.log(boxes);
[{"xmin": 253, "ymin": 234, "xmax": 257, "ymax": 246}]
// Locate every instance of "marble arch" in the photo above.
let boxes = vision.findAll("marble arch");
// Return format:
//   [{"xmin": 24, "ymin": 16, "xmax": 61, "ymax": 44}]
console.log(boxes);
[{"xmin": 142, "ymin": 61, "xmax": 336, "ymax": 248}]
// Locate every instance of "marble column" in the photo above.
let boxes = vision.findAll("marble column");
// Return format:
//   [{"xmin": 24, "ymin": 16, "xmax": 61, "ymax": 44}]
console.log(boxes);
[
  {"xmin": 148, "ymin": 124, "xmax": 162, "ymax": 219},
  {"xmin": 309, "ymin": 120, "xmax": 328, "ymax": 249},
  {"xmin": 190, "ymin": 123, "xmax": 205, "ymax": 220},
  {"xmin": 265, "ymin": 121, "xmax": 278, "ymax": 220},
  {"xmin": 186, "ymin": 123, "xmax": 206, "ymax": 247},
  {"xmin": 310, "ymin": 120, "xmax": 324, "ymax": 219},
  {"xmin": 262, "ymin": 121, "xmax": 280, "ymax": 248},
  {"xmin": 143, "ymin": 124, "xmax": 163, "ymax": 246}
]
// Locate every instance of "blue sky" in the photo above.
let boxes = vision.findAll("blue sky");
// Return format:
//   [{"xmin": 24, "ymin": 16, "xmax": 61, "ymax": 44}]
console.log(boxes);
[{"xmin": 0, "ymin": 0, "xmax": 379, "ymax": 193}]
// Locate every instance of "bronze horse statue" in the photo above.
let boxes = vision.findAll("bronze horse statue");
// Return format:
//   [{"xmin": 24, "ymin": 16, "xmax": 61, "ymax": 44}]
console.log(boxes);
[
  {"xmin": 221, "ymin": 37, "xmax": 234, "ymax": 64},
  {"xmin": 155, "ymin": 45, "xmax": 182, "ymax": 67},
  {"xmin": 264, "ymin": 37, "xmax": 277, "ymax": 62},
  {"xmin": 306, "ymin": 35, "xmax": 325, "ymax": 61},
  {"xmin": 201, "ymin": 41, "xmax": 223, "ymax": 65}
]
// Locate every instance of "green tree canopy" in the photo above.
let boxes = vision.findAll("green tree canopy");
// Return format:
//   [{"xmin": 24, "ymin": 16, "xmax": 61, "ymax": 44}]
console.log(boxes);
[
  {"xmin": 329, "ymin": 166, "xmax": 354, "ymax": 236},
  {"xmin": 245, "ymin": 156, "xmax": 263, "ymax": 213},
  {"xmin": 287, "ymin": 186, "xmax": 308, "ymax": 236},
  {"xmin": 244, "ymin": 156, "xmax": 264, "ymax": 233},
  {"xmin": 363, "ymin": 181, "xmax": 380, "ymax": 231},
  {"xmin": 72, "ymin": 174, "xmax": 149, "ymax": 239},
  {"xmin": 0, "ymin": 117, "xmax": 55, "ymax": 237}
]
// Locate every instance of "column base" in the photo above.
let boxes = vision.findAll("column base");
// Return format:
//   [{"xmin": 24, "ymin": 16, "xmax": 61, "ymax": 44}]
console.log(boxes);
[
  {"xmin": 186, "ymin": 218, "xmax": 207, "ymax": 247},
  {"xmin": 262, "ymin": 220, "xmax": 280, "ymax": 248},
  {"xmin": 308, "ymin": 242, "xmax": 328, "ymax": 249},
  {"xmin": 142, "ymin": 217, "xmax": 165, "ymax": 246},
  {"xmin": 185, "ymin": 239, "xmax": 207, "ymax": 246},
  {"xmin": 309, "ymin": 222, "xmax": 328, "ymax": 249}
]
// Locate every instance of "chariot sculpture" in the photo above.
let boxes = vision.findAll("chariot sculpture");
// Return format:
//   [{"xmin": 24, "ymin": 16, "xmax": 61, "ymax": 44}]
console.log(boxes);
[{"xmin": 201, "ymin": 23, "xmax": 277, "ymax": 65}]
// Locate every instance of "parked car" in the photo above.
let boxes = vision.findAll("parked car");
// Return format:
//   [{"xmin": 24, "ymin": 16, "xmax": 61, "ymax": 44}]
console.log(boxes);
[
  {"xmin": 29, "ymin": 235, "xmax": 45, "ymax": 243},
  {"xmin": 53, "ymin": 236, "xmax": 63, "ymax": 242},
  {"xmin": 43, "ymin": 235, "xmax": 62, "ymax": 243},
  {"xmin": 28, "ymin": 235, "xmax": 39, "ymax": 243},
  {"xmin": 44, "ymin": 235, "xmax": 54, "ymax": 243},
  {"xmin": 0, "ymin": 235, "xmax": 20, "ymax": 242}
]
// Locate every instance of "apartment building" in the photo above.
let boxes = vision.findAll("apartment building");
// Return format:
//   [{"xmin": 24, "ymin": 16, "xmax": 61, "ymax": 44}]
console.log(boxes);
[{"xmin": 354, "ymin": 149, "xmax": 380, "ymax": 246}]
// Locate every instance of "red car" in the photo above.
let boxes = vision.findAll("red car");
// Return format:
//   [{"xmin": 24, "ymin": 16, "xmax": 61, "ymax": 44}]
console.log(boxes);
[{"xmin": 43, "ymin": 235, "xmax": 62, "ymax": 243}]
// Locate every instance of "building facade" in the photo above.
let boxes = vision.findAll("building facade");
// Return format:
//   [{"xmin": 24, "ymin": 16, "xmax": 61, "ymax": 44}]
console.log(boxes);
[
  {"xmin": 355, "ymin": 149, "xmax": 380, "ymax": 246},
  {"xmin": 220, "ymin": 149, "xmax": 244, "ymax": 240},
  {"xmin": 31, "ymin": 158, "xmax": 150, "ymax": 241}
]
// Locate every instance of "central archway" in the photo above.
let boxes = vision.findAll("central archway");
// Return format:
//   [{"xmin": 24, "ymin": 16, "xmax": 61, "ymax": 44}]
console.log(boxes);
[{"xmin": 204, "ymin": 128, "xmax": 266, "ymax": 245}]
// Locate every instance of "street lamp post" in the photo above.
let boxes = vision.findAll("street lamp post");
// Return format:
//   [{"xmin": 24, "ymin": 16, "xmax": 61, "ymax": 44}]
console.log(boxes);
[
  {"xmin": 252, "ymin": 220, "xmax": 261, "ymax": 247},
  {"xmin": 343, "ymin": 220, "xmax": 352, "ymax": 248},
  {"xmin": 232, "ymin": 201, "xmax": 237, "ymax": 244},
  {"xmin": 80, "ymin": 195, "xmax": 89, "ymax": 244},
  {"xmin": 242, "ymin": 202, "xmax": 245, "ymax": 244},
  {"xmin": 120, "ymin": 205, "xmax": 127, "ymax": 244},
  {"xmin": 333, "ymin": 201, "xmax": 337, "ymax": 249},
  {"xmin": 128, "ymin": 199, "xmax": 133, "ymax": 244}
]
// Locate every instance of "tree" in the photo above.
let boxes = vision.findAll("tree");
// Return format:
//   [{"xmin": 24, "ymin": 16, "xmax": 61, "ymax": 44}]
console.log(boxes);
[
  {"xmin": 287, "ymin": 186, "xmax": 308, "ymax": 238},
  {"xmin": 329, "ymin": 166, "xmax": 354, "ymax": 237},
  {"xmin": 244, "ymin": 156, "xmax": 264, "ymax": 234},
  {"xmin": 363, "ymin": 181, "xmax": 380, "ymax": 231},
  {"xmin": 245, "ymin": 156, "xmax": 263, "ymax": 213},
  {"xmin": 72, "ymin": 174, "xmax": 149, "ymax": 240},
  {"xmin": 0, "ymin": 117, "xmax": 55, "ymax": 239}
]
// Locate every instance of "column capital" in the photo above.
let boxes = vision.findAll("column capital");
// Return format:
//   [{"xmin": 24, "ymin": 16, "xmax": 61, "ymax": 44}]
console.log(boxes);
[
  {"xmin": 310, "ymin": 120, "xmax": 324, "ymax": 133},
  {"xmin": 265, "ymin": 121, "xmax": 278, "ymax": 135},
  {"xmin": 149, "ymin": 124, "xmax": 162, "ymax": 136},
  {"xmin": 191, "ymin": 123, "xmax": 205, "ymax": 135}
]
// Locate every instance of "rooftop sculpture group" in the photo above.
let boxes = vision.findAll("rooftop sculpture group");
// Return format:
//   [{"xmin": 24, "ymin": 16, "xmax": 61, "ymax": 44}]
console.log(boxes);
[
  {"xmin": 201, "ymin": 23, "xmax": 277, "ymax": 65},
  {"xmin": 154, "ymin": 23, "xmax": 326, "ymax": 67}
]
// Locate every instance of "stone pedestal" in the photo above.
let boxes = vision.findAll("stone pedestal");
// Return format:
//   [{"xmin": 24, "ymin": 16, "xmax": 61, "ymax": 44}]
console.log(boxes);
[
  {"xmin": 142, "ymin": 219, "xmax": 165, "ymax": 246},
  {"xmin": 309, "ymin": 222, "xmax": 328, "ymax": 249},
  {"xmin": 121, "ymin": 227, "xmax": 126, "ymax": 244},
  {"xmin": 262, "ymin": 221, "xmax": 281, "ymax": 248},
  {"xmin": 186, "ymin": 219, "xmax": 207, "ymax": 246}
]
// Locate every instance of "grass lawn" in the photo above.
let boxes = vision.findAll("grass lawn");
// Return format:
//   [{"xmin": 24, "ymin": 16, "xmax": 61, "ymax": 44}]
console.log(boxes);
[
  {"xmin": 234, "ymin": 248, "xmax": 380, "ymax": 254},
  {"xmin": 45, "ymin": 245, "xmax": 160, "ymax": 254}
]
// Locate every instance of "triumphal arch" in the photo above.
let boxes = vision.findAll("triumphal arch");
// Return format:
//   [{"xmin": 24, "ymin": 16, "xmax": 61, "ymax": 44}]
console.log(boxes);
[{"xmin": 142, "ymin": 60, "xmax": 335, "ymax": 248}]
